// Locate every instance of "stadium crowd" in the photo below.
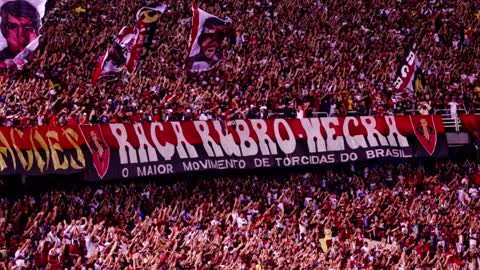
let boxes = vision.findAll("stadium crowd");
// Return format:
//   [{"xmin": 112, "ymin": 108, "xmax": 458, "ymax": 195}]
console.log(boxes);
[
  {"xmin": 0, "ymin": 160, "xmax": 479, "ymax": 269},
  {"xmin": 1, "ymin": 2, "xmax": 480, "ymax": 270},
  {"xmin": 0, "ymin": 0, "xmax": 479, "ymax": 127}
]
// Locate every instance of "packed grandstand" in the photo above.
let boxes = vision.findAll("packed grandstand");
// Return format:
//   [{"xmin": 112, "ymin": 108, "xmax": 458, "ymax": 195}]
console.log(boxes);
[
  {"xmin": 0, "ymin": 0, "xmax": 478, "ymax": 126},
  {"xmin": 0, "ymin": 0, "xmax": 480, "ymax": 269},
  {"xmin": 0, "ymin": 161, "xmax": 478, "ymax": 269}
]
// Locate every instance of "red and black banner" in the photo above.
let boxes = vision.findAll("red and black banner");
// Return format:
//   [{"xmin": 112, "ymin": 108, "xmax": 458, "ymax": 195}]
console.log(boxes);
[
  {"xmin": 77, "ymin": 115, "xmax": 445, "ymax": 180},
  {"xmin": 0, "ymin": 116, "xmax": 449, "ymax": 180},
  {"xmin": 461, "ymin": 115, "xmax": 480, "ymax": 185},
  {"xmin": 92, "ymin": 4, "xmax": 166, "ymax": 83},
  {"xmin": 125, "ymin": 4, "xmax": 166, "ymax": 72},
  {"xmin": 0, "ymin": 0, "xmax": 47, "ymax": 69},
  {"xmin": 393, "ymin": 41, "xmax": 417, "ymax": 95},
  {"xmin": 0, "ymin": 126, "xmax": 85, "ymax": 175},
  {"xmin": 460, "ymin": 115, "xmax": 480, "ymax": 136}
]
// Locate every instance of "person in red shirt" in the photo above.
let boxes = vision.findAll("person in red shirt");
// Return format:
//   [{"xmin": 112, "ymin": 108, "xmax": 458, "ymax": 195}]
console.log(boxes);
[
  {"xmin": 69, "ymin": 240, "xmax": 81, "ymax": 262},
  {"xmin": 49, "ymin": 113, "xmax": 58, "ymax": 126},
  {"xmin": 133, "ymin": 110, "xmax": 142, "ymax": 123},
  {"xmin": 67, "ymin": 114, "xmax": 78, "ymax": 126},
  {"xmin": 79, "ymin": 112, "xmax": 88, "ymax": 124},
  {"xmin": 152, "ymin": 108, "xmax": 161, "ymax": 122}
]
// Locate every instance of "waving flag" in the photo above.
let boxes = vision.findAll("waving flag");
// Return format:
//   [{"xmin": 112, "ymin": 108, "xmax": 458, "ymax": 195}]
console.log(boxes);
[
  {"xmin": 186, "ymin": 1, "xmax": 231, "ymax": 72},
  {"xmin": 393, "ymin": 39, "xmax": 419, "ymax": 96},
  {"xmin": 125, "ymin": 4, "xmax": 166, "ymax": 71},
  {"xmin": 92, "ymin": 4, "xmax": 166, "ymax": 84},
  {"xmin": 0, "ymin": 0, "xmax": 47, "ymax": 69},
  {"xmin": 92, "ymin": 26, "xmax": 135, "ymax": 84}
]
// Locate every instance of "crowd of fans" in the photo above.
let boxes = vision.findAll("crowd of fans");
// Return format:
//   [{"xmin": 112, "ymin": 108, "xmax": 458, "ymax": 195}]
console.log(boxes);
[
  {"xmin": 2, "ymin": 2, "xmax": 480, "ymax": 269},
  {"xmin": 0, "ymin": 0, "xmax": 479, "ymax": 127},
  {"xmin": 0, "ymin": 160, "xmax": 478, "ymax": 269}
]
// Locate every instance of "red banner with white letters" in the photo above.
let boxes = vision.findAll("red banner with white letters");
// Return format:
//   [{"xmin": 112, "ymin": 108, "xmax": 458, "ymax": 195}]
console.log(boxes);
[{"xmin": 0, "ymin": 116, "xmax": 448, "ymax": 180}]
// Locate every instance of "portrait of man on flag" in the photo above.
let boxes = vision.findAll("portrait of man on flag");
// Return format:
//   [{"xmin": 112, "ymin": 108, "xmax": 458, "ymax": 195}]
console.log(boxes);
[
  {"xmin": 92, "ymin": 26, "xmax": 135, "ymax": 84},
  {"xmin": 125, "ymin": 4, "xmax": 166, "ymax": 71},
  {"xmin": 187, "ymin": 2, "xmax": 231, "ymax": 72},
  {"xmin": 0, "ymin": 0, "xmax": 46, "ymax": 68}
]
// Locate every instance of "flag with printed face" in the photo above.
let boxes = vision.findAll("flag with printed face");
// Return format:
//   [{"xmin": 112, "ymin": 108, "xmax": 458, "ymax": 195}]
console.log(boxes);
[
  {"xmin": 393, "ymin": 41, "xmax": 418, "ymax": 96},
  {"xmin": 186, "ymin": 1, "xmax": 231, "ymax": 72},
  {"xmin": 92, "ymin": 26, "xmax": 135, "ymax": 84},
  {"xmin": 79, "ymin": 125, "xmax": 110, "ymax": 180},
  {"xmin": 410, "ymin": 115, "xmax": 437, "ymax": 156},
  {"xmin": 92, "ymin": 4, "xmax": 166, "ymax": 83},
  {"xmin": 0, "ymin": 0, "xmax": 47, "ymax": 69}
]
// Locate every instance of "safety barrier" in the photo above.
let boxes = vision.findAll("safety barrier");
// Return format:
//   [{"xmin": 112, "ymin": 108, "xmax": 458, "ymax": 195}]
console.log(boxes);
[
  {"xmin": 265, "ymin": 109, "xmax": 471, "ymax": 132},
  {"xmin": 434, "ymin": 109, "xmax": 468, "ymax": 132}
]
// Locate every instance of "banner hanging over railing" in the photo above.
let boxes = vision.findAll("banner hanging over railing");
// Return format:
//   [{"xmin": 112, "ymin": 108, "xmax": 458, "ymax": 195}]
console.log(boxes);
[
  {"xmin": 0, "ymin": 116, "xmax": 449, "ymax": 180},
  {"xmin": 0, "ymin": 126, "xmax": 85, "ymax": 175},
  {"xmin": 460, "ymin": 115, "xmax": 480, "ymax": 144}
]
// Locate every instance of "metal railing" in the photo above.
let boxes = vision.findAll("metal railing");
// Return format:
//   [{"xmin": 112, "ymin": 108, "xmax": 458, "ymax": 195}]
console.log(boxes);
[
  {"xmin": 311, "ymin": 112, "xmax": 328, "ymax": 118},
  {"xmin": 433, "ymin": 109, "xmax": 468, "ymax": 132},
  {"xmin": 265, "ymin": 108, "xmax": 470, "ymax": 132},
  {"xmin": 267, "ymin": 112, "xmax": 285, "ymax": 119}
]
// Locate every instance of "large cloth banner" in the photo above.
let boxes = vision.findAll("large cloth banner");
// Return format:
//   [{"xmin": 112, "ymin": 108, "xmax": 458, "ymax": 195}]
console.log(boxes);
[
  {"xmin": 393, "ymin": 41, "xmax": 418, "ymax": 96},
  {"xmin": 186, "ymin": 1, "xmax": 231, "ymax": 72},
  {"xmin": 0, "ymin": 0, "xmax": 47, "ymax": 69},
  {"xmin": 0, "ymin": 126, "xmax": 85, "ymax": 175},
  {"xmin": 92, "ymin": 4, "xmax": 166, "ymax": 83},
  {"xmin": 0, "ymin": 116, "xmax": 449, "ymax": 180},
  {"xmin": 461, "ymin": 115, "xmax": 480, "ymax": 185},
  {"xmin": 460, "ymin": 115, "xmax": 480, "ymax": 146},
  {"xmin": 460, "ymin": 115, "xmax": 480, "ymax": 135},
  {"xmin": 125, "ymin": 4, "xmax": 166, "ymax": 71},
  {"xmin": 92, "ymin": 26, "xmax": 135, "ymax": 84}
]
